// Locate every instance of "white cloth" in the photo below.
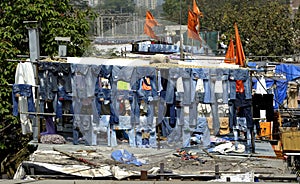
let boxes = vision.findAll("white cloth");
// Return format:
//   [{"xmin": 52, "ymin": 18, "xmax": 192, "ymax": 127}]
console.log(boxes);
[
  {"xmin": 14, "ymin": 61, "xmax": 36, "ymax": 134},
  {"xmin": 176, "ymin": 77, "xmax": 184, "ymax": 92},
  {"xmin": 256, "ymin": 76, "xmax": 267, "ymax": 94}
]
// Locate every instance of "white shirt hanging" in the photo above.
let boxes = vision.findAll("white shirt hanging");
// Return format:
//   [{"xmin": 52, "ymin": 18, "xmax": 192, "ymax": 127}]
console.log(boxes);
[{"xmin": 256, "ymin": 76, "xmax": 267, "ymax": 94}]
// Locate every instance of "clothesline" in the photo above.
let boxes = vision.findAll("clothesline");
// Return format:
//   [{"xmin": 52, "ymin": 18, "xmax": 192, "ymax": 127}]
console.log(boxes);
[
  {"xmin": 6, "ymin": 83, "xmax": 40, "ymax": 87},
  {"xmin": 19, "ymin": 111, "xmax": 73, "ymax": 117}
]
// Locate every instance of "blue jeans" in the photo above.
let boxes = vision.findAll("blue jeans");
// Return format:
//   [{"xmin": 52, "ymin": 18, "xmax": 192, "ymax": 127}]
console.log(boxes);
[
  {"xmin": 166, "ymin": 68, "xmax": 192, "ymax": 105},
  {"xmin": 229, "ymin": 69, "xmax": 251, "ymax": 100},
  {"xmin": 111, "ymin": 66, "xmax": 135, "ymax": 124},
  {"xmin": 193, "ymin": 68, "xmax": 229, "ymax": 103},
  {"xmin": 195, "ymin": 117, "xmax": 211, "ymax": 148},
  {"xmin": 129, "ymin": 91, "xmax": 140, "ymax": 126},
  {"xmin": 52, "ymin": 62, "xmax": 72, "ymax": 93},
  {"xmin": 95, "ymin": 65, "xmax": 117, "ymax": 124},
  {"xmin": 158, "ymin": 91, "xmax": 176, "ymax": 127},
  {"xmin": 214, "ymin": 68, "xmax": 229, "ymax": 104},
  {"xmin": 117, "ymin": 90, "xmax": 135, "ymax": 125},
  {"xmin": 161, "ymin": 117, "xmax": 173, "ymax": 137},
  {"xmin": 38, "ymin": 62, "xmax": 56, "ymax": 114},
  {"xmin": 37, "ymin": 62, "xmax": 57, "ymax": 100},
  {"xmin": 56, "ymin": 85, "xmax": 73, "ymax": 118},
  {"xmin": 71, "ymin": 64, "xmax": 101, "ymax": 98},
  {"xmin": 100, "ymin": 65, "xmax": 113, "ymax": 85},
  {"xmin": 95, "ymin": 87, "xmax": 118, "ymax": 124},
  {"xmin": 131, "ymin": 67, "xmax": 158, "ymax": 99},
  {"xmin": 138, "ymin": 90, "xmax": 154, "ymax": 126},
  {"xmin": 189, "ymin": 101, "xmax": 198, "ymax": 126},
  {"xmin": 229, "ymin": 92, "xmax": 253, "ymax": 129},
  {"xmin": 12, "ymin": 84, "xmax": 35, "ymax": 117},
  {"xmin": 176, "ymin": 92, "xmax": 197, "ymax": 126},
  {"xmin": 192, "ymin": 68, "xmax": 210, "ymax": 103}
]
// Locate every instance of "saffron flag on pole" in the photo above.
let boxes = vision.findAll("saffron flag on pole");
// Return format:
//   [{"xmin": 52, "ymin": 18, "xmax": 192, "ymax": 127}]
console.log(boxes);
[
  {"xmin": 187, "ymin": 9, "xmax": 201, "ymax": 41},
  {"xmin": 234, "ymin": 23, "xmax": 245, "ymax": 93},
  {"xmin": 224, "ymin": 37, "xmax": 235, "ymax": 64},
  {"xmin": 145, "ymin": 10, "xmax": 159, "ymax": 28},
  {"xmin": 144, "ymin": 23, "xmax": 158, "ymax": 40},
  {"xmin": 193, "ymin": 0, "xmax": 203, "ymax": 32},
  {"xmin": 193, "ymin": 0, "xmax": 203, "ymax": 17},
  {"xmin": 144, "ymin": 10, "xmax": 159, "ymax": 39},
  {"xmin": 234, "ymin": 23, "xmax": 245, "ymax": 67},
  {"xmin": 192, "ymin": 0, "xmax": 203, "ymax": 33}
]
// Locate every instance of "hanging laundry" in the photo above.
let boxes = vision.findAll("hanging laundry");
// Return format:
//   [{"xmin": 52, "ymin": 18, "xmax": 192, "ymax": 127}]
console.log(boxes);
[
  {"xmin": 14, "ymin": 61, "xmax": 36, "ymax": 135},
  {"xmin": 255, "ymin": 76, "xmax": 267, "ymax": 94},
  {"xmin": 287, "ymin": 81, "xmax": 298, "ymax": 108}
]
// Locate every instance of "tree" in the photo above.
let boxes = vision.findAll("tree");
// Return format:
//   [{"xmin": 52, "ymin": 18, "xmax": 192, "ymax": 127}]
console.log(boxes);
[
  {"xmin": 0, "ymin": 0, "xmax": 94, "ymax": 177},
  {"xmin": 162, "ymin": 0, "xmax": 189, "ymax": 25},
  {"xmin": 293, "ymin": 5, "xmax": 300, "ymax": 54},
  {"xmin": 162, "ymin": 0, "xmax": 296, "ymax": 58}
]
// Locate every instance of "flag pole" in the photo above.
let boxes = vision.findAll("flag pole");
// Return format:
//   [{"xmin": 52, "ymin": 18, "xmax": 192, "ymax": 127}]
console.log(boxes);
[
  {"xmin": 191, "ymin": 38, "xmax": 194, "ymax": 56},
  {"xmin": 180, "ymin": 0, "xmax": 184, "ymax": 60}
]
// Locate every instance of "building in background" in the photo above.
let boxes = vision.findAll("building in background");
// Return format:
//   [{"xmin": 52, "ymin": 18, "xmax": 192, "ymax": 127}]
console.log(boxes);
[
  {"xmin": 134, "ymin": 0, "xmax": 164, "ymax": 9},
  {"xmin": 88, "ymin": 0, "xmax": 104, "ymax": 7}
]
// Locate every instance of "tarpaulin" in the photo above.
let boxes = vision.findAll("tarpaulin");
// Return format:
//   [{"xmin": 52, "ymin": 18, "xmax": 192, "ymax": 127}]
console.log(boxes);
[
  {"xmin": 252, "ymin": 78, "xmax": 287, "ymax": 109},
  {"xmin": 275, "ymin": 64, "xmax": 300, "ymax": 81}
]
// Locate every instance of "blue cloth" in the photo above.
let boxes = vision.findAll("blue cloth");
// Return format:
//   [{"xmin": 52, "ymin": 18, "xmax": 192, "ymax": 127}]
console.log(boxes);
[
  {"xmin": 111, "ymin": 149, "xmax": 143, "ymax": 166},
  {"xmin": 161, "ymin": 118, "xmax": 173, "ymax": 137},
  {"xmin": 111, "ymin": 66, "xmax": 135, "ymax": 124},
  {"xmin": 229, "ymin": 69, "xmax": 252, "ymax": 100},
  {"xmin": 132, "ymin": 67, "xmax": 158, "ymax": 100},
  {"xmin": 12, "ymin": 84, "xmax": 36, "ymax": 117},
  {"xmin": 252, "ymin": 77, "xmax": 288, "ymax": 109},
  {"xmin": 276, "ymin": 64, "xmax": 300, "ymax": 81},
  {"xmin": 56, "ymin": 85, "xmax": 73, "ymax": 118},
  {"xmin": 166, "ymin": 68, "xmax": 192, "ymax": 105},
  {"xmin": 149, "ymin": 44, "xmax": 179, "ymax": 53},
  {"xmin": 192, "ymin": 68, "xmax": 211, "ymax": 103},
  {"xmin": 274, "ymin": 79, "xmax": 288, "ymax": 109},
  {"xmin": 247, "ymin": 62, "xmax": 257, "ymax": 68},
  {"xmin": 158, "ymin": 90, "xmax": 176, "ymax": 127}
]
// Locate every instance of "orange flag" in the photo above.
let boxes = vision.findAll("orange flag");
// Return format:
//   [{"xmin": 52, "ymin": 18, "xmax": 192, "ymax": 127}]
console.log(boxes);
[
  {"xmin": 144, "ymin": 11, "xmax": 159, "ymax": 40},
  {"xmin": 193, "ymin": 0, "xmax": 203, "ymax": 17},
  {"xmin": 224, "ymin": 37, "xmax": 235, "ymax": 64},
  {"xmin": 187, "ymin": 9, "xmax": 201, "ymax": 41},
  {"xmin": 234, "ymin": 23, "xmax": 245, "ymax": 67},
  {"xmin": 234, "ymin": 23, "xmax": 245, "ymax": 93},
  {"xmin": 144, "ymin": 24, "xmax": 158, "ymax": 40},
  {"xmin": 145, "ymin": 10, "xmax": 158, "ymax": 28},
  {"xmin": 192, "ymin": 0, "xmax": 203, "ymax": 33}
]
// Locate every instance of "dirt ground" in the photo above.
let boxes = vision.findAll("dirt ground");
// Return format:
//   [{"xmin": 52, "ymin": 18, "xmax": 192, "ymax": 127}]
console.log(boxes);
[{"xmin": 29, "ymin": 142, "xmax": 289, "ymax": 178}]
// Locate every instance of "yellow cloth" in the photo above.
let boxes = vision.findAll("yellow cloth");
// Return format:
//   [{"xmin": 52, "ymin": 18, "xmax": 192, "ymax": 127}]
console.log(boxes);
[
  {"xmin": 117, "ymin": 81, "xmax": 130, "ymax": 90},
  {"xmin": 142, "ymin": 132, "xmax": 150, "ymax": 139}
]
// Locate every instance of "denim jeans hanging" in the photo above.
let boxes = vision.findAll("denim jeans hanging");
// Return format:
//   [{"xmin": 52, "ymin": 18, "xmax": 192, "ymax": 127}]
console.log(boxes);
[{"xmin": 12, "ymin": 84, "xmax": 36, "ymax": 117}]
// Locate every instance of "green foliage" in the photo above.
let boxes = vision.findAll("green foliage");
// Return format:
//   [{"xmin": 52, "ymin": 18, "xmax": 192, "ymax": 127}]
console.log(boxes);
[
  {"xmin": 162, "ymin": 0, "xmax": 298, "ymax": 57},
  {"xmin": 0, "ymin": 0, "xmax": 95, "ymax": 175},
  {"xmin": 0, "ymin": 0, "xmax": 94, "ymax": 116},
  {"xmin": 0, "ymin": 0, "xmax": 95, "ymax": 58},
  {"xmin": 162, "ymin": 0, "xmax": 188, "ymax": 24},
  {"xmin": 293, "ymin": 6, "xmax": 300, "ymax": 53}
]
